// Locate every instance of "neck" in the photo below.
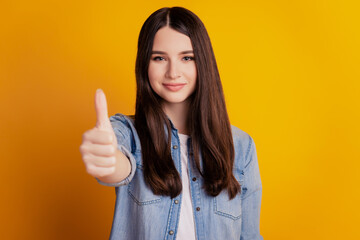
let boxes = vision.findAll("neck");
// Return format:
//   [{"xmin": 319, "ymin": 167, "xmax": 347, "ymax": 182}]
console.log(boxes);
[{"xmin": 162, "ymin": 100, "xmax": 190, "ymax": 135}]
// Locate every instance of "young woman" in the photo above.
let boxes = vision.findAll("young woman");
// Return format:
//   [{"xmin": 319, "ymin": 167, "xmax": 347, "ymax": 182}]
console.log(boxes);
[{"xmin": 80, "ymin": 7, "xmax": 263, "ymax": 240}]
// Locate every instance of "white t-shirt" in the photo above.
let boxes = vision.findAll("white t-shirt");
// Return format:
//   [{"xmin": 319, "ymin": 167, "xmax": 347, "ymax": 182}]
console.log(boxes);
[{"xmin": 176, "ymin": 133, "xmax": 197, "ymax": 240}]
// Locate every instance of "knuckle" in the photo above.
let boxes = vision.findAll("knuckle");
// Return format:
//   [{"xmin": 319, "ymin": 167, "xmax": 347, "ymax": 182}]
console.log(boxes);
[
  {"xmin": 97, "ymin": 173, "xmax": 105, "ymax": 178},
  {"xmin": 79, "ymin": 145, "xmax": 84, "ymax": 153},
  {"xmin": 97, "ymin": 170, "xmax": 107, "ymax": 178},
  {"xmin": 82, "ymin": 130, "xmax": 91, "ymax": 140},
  {"xmin": 82, "ymin": 154, "xmax": 91, "ymax": 163},
  {"xmin": 103, "ymin": 157, "xmax": 115, "ymax": 166},
  {"xmin": 79, "ymin": 144, "xmax": 88, "ymax": 154},
  {"xmin": 108, "ymin": 145, "xmax": 116, "ymax": 155},
  {"xmin": 110, "ymin": 157, "xmax": 116, "ymax": 165},
  {"xmin": 109, "ymin": 167, "xmax": 116, "ymax": 174},
  {"xmin": 107, "ymin": 135, "xmax": 113, "ymax": 143},
  {"xmin": 108, "ymin": 134, "xmax": 114, "ymax": 143},
  {"xmin": 86, "ymin": 165, "xmax": 96, "ymax": 175}
]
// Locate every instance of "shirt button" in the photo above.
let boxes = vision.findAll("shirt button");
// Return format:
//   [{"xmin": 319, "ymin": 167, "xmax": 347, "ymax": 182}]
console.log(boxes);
[
  {"xmin": 196, "ymin": 207, "xmax": 200, "ymax": 211},
  {"xmin": 173, "ymin": 145, "xmax": 178, "ymax": 149},
  {"xmin": 174, "ymin": 200, "xmax": 179, "ymax": 204},
  {"xmin": 169, "ymin": 230, "xmax": 174, "ymax": 235},
  {"xmin": 192, "ymin": 177, "xmax": 197, "ymax": 181}
]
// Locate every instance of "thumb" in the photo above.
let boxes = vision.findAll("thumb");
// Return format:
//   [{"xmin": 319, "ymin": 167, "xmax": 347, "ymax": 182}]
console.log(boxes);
[{"xmin": 95, "ymin": 89, "xmax": 112, "ymax": 130}]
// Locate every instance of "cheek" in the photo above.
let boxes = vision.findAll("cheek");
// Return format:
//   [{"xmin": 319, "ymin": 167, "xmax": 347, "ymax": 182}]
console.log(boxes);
[
  {"xmin": 193, "ymin": 69, "xmax": 197, "ymax": 81},
  {"xmin": 148, "ymin": 63, "xmax": 163, "ymax": 84}
]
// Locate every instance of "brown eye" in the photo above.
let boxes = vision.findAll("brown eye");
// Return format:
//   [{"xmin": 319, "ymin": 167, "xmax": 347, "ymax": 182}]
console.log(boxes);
[
  {"xmin": 153, "ymin": 56, "xmax": 165, "ymax": 61},
  {"xmin": 183, "ymin": 56, "xmax": 194, "ymax": 61}
]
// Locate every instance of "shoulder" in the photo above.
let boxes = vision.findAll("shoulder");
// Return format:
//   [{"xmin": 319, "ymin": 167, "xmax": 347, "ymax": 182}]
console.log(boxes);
[
  {"xmin": 231, "ymin": 125, "xmax": 256, "ymax": 169},
  {"xmin": 110, "ymin": 113, "xmax": 139, "ymax": 152},
  {"xmin": 110, "ymin": 113, "xmax": 137, "ymax": 134},
  {"xmin": 110, "ymin": 113, "xmax": 135, "ymax": 127},
  {"xmin": 231, "ymin": 125, "xmax": 254, "ymax": 154}
]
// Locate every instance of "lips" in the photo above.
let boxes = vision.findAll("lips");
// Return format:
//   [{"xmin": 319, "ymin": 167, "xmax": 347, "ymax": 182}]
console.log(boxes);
[{"xmin": 163, "ymin": 83, "xmax": 186, "ymax": 92}]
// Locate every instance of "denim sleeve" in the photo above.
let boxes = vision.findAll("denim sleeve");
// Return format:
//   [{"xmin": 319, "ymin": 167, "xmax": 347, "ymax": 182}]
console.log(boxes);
[
  {"xmin": 96, "ymin": 114, "xmax": 137, "ymax": 187},
  {"xmin": 240, "ymin": 137, "xmax": 263, "ymax": 240}
]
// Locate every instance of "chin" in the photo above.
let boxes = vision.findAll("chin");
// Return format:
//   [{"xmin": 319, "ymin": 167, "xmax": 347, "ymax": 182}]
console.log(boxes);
[{"xmin": 162, "ymin": 96, "xmax": 190, "ymax": 104}]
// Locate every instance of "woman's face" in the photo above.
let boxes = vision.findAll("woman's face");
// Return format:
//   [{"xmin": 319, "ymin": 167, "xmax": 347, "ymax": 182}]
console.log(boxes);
[{"xmin": 148, "ymin": 26, "xmax": 197, "ymax": 107}]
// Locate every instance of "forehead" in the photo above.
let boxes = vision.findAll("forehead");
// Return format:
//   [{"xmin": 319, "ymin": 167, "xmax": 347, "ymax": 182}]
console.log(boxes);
[{"xmin": 152, "ymin": 26, "xmax": 193, "ymax": 52}]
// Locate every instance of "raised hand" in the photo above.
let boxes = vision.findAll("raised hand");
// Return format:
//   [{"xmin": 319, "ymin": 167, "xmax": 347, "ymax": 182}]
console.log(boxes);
[{"xmin": 80, "ymin": 89, "xmax": 118, "ymax": 178}]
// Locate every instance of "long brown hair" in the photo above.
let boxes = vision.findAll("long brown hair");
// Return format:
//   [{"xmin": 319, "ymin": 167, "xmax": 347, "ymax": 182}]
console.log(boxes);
[{"xmin": 135, "ymin": 7, "xmax": 240, "ymax": 199}]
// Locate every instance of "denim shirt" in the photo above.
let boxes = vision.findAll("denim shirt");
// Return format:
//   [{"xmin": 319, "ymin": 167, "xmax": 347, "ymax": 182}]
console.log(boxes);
[{"xmin": 97, "ymin": 113, "xmax": 263, "ymax": 240}]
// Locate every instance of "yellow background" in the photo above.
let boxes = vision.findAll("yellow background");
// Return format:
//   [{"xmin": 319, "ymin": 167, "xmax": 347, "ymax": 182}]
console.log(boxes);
[{"xmin": 1, "ymin": 0, "xmax": 359, "ymax": 239}]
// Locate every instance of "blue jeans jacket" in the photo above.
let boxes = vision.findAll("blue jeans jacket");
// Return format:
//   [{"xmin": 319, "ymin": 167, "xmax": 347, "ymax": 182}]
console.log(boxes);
[{"xmin": 97, "ymin": 114, "xmax": 263, "ymax": 240}]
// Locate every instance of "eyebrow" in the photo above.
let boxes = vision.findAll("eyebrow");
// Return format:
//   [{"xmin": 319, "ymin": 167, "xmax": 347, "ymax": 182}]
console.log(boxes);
[{"xmin": 151, "ymin": 50, "xmax": 194, "ymax": 55}]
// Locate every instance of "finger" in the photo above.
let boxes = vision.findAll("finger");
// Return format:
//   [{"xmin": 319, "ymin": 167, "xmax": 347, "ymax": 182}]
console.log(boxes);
[
  {"xmin": 82, "ymin": 129, "xmax": 114, "ymax": 145},
  {"xmin": 85, "ymin": 142, "xmax": 116, "ymax": 157},
  {"xmin": 83, "ymin": 154, "xmax": 116, "ymax": 167},
  {"xmin": 95, "ymin": 89, "xmax": 112, "ymax": 130},
  {"xmin": 86, "ymin": 165, "xmax": 116, "ymax": 178}
]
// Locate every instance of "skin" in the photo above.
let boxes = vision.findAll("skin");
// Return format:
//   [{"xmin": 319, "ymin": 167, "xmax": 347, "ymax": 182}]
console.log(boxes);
[
  {"xmin": 148, "ymin": 26, "xmax": 197, "ymax": 134},
  {"xmin": 80, "ymin": 26, "xmax": 197, "ymax": 182},
  {"xmin": 79, "ymin": 89, "xmax": 131, "ymax": 183}
]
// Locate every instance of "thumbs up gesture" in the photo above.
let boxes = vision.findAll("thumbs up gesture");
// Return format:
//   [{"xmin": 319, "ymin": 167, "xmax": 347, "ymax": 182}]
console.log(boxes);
[{"xmin": 80, "ymin": 89, "xmax": 118, "ymax": 178}]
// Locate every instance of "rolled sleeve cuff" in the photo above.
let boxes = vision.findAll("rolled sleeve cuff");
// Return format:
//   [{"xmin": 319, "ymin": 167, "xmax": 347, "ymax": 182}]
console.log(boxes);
[{"xmin": 95, "ymin": 145, "xmax": 137, "ymax": 187}]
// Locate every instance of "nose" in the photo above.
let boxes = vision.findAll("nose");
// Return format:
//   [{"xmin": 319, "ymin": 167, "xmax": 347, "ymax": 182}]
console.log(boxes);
[{"xmin": 166, "ymin": 61, "xmax": 180, "ymax": 80}]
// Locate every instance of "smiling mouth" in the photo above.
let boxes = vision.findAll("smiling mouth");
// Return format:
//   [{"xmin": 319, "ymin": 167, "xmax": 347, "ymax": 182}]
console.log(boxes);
[{"xmin": 163, "ymin": 83, "xmax": 186, "ymax": 92}]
